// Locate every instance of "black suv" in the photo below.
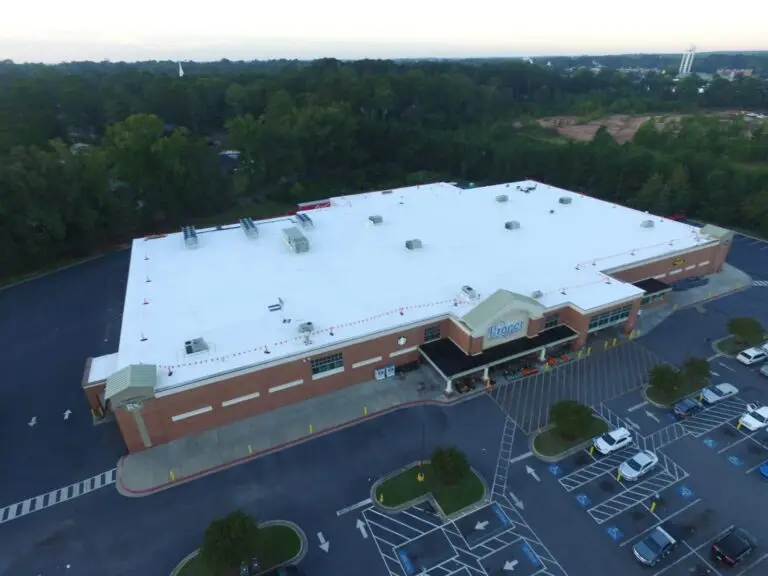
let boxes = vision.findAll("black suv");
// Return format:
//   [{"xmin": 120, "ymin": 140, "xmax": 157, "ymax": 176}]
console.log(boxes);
[{"xmin": 711, "ymin": 527, "xmax": 758, "ymax": 566}]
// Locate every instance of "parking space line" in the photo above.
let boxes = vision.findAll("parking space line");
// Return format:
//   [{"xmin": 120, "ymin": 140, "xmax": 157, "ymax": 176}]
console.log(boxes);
[
  {"xmin": 682, "ymin": 541, "xmax": 724, "ymax": 576},
  {"xmin": 587, "ymin": 470, "xmax": 686, "ymax": 524},
  {"xmin": 619, "ymin": 497, "xmax": 702, "ymax": 548},
  {"xmin": 535, "ymin": 371, "xmax": 549, "ymax": 431},
  {"xmin": 738, "ymin": 552, "xmax": 768, "ymax": 575},
  {"xmin": 717, "ymin": 430, "xmax": 759, "ymax": 454},
  {"xmin": 651, "ymin": 526, "xmax": 733, "ymax": 576},
  {"xmin": 366, "ymin": 519, "xmax": 410, "ymax": 542}
]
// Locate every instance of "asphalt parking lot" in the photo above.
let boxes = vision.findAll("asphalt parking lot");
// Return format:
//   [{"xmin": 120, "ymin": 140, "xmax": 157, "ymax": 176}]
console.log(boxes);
[
  {"xmin": 490, "ymin": 341, "xmax": 663, "ymax": 433},
  {"xmin": 0, "ymin": 250, "xmax": 129, "ymax": 503},
  {"xmin": 726, "ymin": 233, "xmax": 768, "ymax": 282}
]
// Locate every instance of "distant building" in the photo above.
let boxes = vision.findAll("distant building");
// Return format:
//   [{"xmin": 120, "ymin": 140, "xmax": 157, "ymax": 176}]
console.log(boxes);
[{"xmin": 716, "ymin": 69, "xmax": 754, "ymax": 80}]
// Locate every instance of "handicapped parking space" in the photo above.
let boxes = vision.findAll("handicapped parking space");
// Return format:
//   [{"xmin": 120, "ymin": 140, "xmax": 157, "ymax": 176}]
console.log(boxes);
[
  {"xmin": 662, "ymin": 503, "xmax": 724, "ymax": 550},
  {"xmin": 394, "ymin": 529, "xmax": 456, "ymax": 576},
  {"xmin": 568, "ymin": 472, "xmax": 628, "ymax": 509},
  {"xmin": 453, "ymin": 503, "xmax": 508, "ymax": 547},
  {"xmin": 717, "ymin": 434, "xmax": 768, "ymax": 471},
  {"xmin": 479, "ymin": 540, "xmax": 544, "ymax": 576},
  {"xmin": 698, "ymin": 420, "xmax": 744, "ymax": 450},
  {"xmin": 545, "ymin": 450, "xmax": 595, "ymax": 477},
  {"xmin": 662, "ymin": 554, "xmax": 719, "ymax": 576},
  {"xmin": 601, "ymin": 505, "xmax": 657, "ymax": 547}
]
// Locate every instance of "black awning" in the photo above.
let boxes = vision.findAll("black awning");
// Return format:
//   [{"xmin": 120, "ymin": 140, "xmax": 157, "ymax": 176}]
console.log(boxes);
[
  {"xmin": 419, "ymin": 324, "xmax": 577, "ymax": 379},
  {"xmin": 633, "ymin": 278, "xmax": 670, "ymax": 295}
]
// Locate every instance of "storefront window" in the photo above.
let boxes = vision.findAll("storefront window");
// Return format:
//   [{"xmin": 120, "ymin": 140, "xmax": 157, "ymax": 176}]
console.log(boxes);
[
  {"xmin": 588, "ymin": 304, "xmax": 633, "ymax": 330},
  {"xmin": 310, "ymin": 352, "xmax": 344, "ymax": 375}
]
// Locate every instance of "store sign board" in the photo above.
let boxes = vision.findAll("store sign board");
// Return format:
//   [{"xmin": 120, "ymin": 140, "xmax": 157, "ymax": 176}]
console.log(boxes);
[{"xmin": 483, "ymin": 310, "xmax": 529, "ymax": 350}]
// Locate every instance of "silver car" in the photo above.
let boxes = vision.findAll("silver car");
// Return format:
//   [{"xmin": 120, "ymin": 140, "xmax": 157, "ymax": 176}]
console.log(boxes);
[
  {"xmin": 619, "ymin": 450, "xmax": 659, "ymax": 481},
  {"xmin": 700, "ymin": 383, "xmax": 739, "ymax": 405}
]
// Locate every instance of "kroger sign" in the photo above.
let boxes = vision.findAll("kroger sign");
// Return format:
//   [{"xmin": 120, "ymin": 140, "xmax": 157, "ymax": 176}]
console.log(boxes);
[{"xmin": 487, "ymin": 319, "xmax": 525, "ymax": 341}]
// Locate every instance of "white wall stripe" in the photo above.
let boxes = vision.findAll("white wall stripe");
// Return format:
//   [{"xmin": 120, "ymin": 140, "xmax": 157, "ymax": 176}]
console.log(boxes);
[
  {"xmin": 171, "ymin": 405, "xmax": 213, "ymax": 422},
  {"xmin": 390, "ymin": 346, "xmax": 418, "ymax": 358},
  {"xmin": 221, "ymin": 391, "xmax": 261, "ymax": 407},
  {"xmin": 268, "ymin": 379, "xmax": 304, "ymax": 393},
  {"xmin": 698, "ymin": 260, "xmax": 710, "ymax": 267},
  {"xmin": 352, "ymin": 356, "xmax": 383, "ymax": 369},
  {"xmin": 0, "ymin": 468, "xmax": 116, "ymax": 525},
  {"xmin": 311, "ymin": 367, "xmax": 345, "ymax": 381}
]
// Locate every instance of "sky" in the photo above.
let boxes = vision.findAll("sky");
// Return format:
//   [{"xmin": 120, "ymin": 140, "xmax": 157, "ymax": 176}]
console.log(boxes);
[{"xmin": 2, "ymin": 0, "xmax": 766, "ymax": 63}]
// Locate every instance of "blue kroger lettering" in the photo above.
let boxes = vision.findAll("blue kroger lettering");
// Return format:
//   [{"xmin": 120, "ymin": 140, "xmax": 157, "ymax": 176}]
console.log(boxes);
[{"xmin": 487, "ymin": 319, "xmax": 525, "ymax": 340}]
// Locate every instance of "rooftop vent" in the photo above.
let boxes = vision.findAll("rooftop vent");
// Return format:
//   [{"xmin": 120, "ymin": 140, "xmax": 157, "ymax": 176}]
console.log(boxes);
[
  {"xmin": 496, "ymin": 194, "xmax": 509, "ymax": 203},
  {"xmin": 283, "ymin": 227, "xmax": 310, "ymax": 254},
  {"xmin": 268, "ymin": 297, "xmax": 284, "ymax": 312},
  {"xmin": 239, "ymin": 217, "xmax": 258, "ymax": 238},
  {"xmin": 641, "ymin": 220, "xmax": 655, "ymax": 228},
  {"xmin": 182, "ymin": 226, "xmax": 198, "ymax": 248},
  {"xmin": 461, "ymin": 285, "xmax": 479, "ymax": 300},
  {"xmin": 381, "ymin": 190, "xmax": 393, "ymax": 195},
  {"xmin": 298, "ymin": 321, "xmax": 314, "ymax": 333},
  {"xmin": 531, "ymin": 290, "xmax": 543, "ymax": 299},
  {"xmin": 558, "ymin": 196, "xmax": 572, "ymax": 205},
  {"xmin": 369, "ymin": 215, "xmax": 383, "ymax": 225},
  {"xmin": 504, "ymin": 220, "xmax": 521, "ymax": 230},
  {"xmin": 184, "ymin": 337, "xmax": 208, "ymax": 355},
  {"xmin": 405, "ymin": 238, "xmax": 423, "ymax": 250},
  {"xmin": 296, "ymin": 213, "xmax": 314, "ymax": 230}
]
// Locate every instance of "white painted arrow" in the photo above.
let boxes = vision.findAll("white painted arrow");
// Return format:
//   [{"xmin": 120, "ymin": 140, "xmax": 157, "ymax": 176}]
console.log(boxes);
[
  {"xmin": 525, "ymin": 465, "xmax": 541, "ymax": 482},
  {"xmin": 627, "ymin": 401, "xmax": 648, "ymax": 413},
  {"xmin": 28, "ymin": 416, "xmax": 37, "ymax": 427},
  {"xmin": 355, "ymin": 518, "xmax": 368, "ymax": 539},
  {"xmin": 625, "ymin": 418, "xmax": 641, "ymax": 430},
  {"xmin": 63, "ymin": 409, "xmax": 72, "ymax": 420},
  {"xmin": 504, "ymin": 559, "xmax": 519, "ymax": 571},
  {"xmin": 645, "ymin": 410, "xmax": 660, "ymax": 423},
  {"xmin": 508, "ymin": 491, "xmax": 524, "ymax": 510},
  {"xmin": 710, "ymin": 371, "xmax": 720, "ymax": 377},
  {"xmin": 475, "ymin": 521, "xmax": 489, "ymax": 530},
  {"xmin": 317, "ymin": 531, "xmax": 329, "ymax": 552}
]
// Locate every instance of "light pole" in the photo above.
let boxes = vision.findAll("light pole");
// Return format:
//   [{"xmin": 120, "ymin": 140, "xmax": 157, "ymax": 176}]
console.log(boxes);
[{"xmin": 417, "ymin": 408, "xmax": 426, "ymax": 483}]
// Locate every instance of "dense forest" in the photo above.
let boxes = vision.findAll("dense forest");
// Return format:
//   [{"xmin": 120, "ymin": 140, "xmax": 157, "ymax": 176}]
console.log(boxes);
[{"xmin": 0, "ymin": 58, "xmax": 767, "ymax": 281}]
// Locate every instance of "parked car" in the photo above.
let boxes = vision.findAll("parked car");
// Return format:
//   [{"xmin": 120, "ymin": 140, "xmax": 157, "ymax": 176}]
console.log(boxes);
[
  {"xmin": 619, "ymin": 450, "xmax": 659, "ymax": 481},
  {"xmin": 758, "ymin": 461, "xmax": 768, "ymax": 480},
  {"xmin": 739, "ymin": 404, "xmax": 768, "ymax": 431},
  {"xmin": 672, "ymin": 276, "xmax": 709, "ymax": 291},
  {"xmin": 711, "ymin": 526, "xmax": 758, "ymax": 566},
  {"xmin": 593, "ymin": 427, "xmax": 633, "ymax": 455},
  {"xmin": 673, "ymin": 398, "xmax": 704, "ymax": 419},
  {"xmin": 760, "ymin": 364, "xmax": 768, "ymax": 378},
  {"xmin": 699, "ymin": 383, "xmax": 739, "ymax": 405},
  {"xmin": 736, "ymin": 348, "xmax": 767, "ymax": 365},
  {"xmin": 632, "ymin": 526, "xmax": 678, "ymax": 566}
]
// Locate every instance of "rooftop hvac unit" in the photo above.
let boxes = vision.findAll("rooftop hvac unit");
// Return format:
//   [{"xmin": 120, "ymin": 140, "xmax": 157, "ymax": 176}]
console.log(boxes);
[
  {"xmin": 496, "ymin": 195, "xmax": 509, "ymax": 203},
  {"xmin": 184, "ymin": 337, "xmax": 208, "ymax": 355},
  {"xmin": 296, "ymin": 213, "xmax": 314, "ymax": 229},
  {"xmin": 531, "ymin": 290, "xmax": 543, "ymax": 299},
  {"xmin": 182, "ymin": 226, "xmax": 198, "ymax": 248},
  {"xmin": 461, "ymin": 285, "xmax": 479, "ymax": 300},
  {"xmin": 641, "ymin": 220, "xmax": 655, "ymax": 228},
  {"xmin": 558, "ymin": 196, "xmax": 572, "ymax": 205},
  {"xmin": 239, "ymin": 217, "xmax": 258, "ymax": 238},
  {"xmin": 504, "ymin": 220, "xmax": 521, "ymax": 230},
  {"xmin": 369, "ymin": 215, "xmax": 383, "ymax": 225},
  {"xmin": 283, "ymin": 227, "xmax": 310, "ymax": 254},
  {"xmin": 381, "ymin": 190, "xmax": 393, "ymax": 195},
  {"xmin": 405, "ymin": 238, "xmax": 423, "ymax": 250},
  {"xmin": 298, "ymin": 322, "xmax": 314, "ymax": 333}
]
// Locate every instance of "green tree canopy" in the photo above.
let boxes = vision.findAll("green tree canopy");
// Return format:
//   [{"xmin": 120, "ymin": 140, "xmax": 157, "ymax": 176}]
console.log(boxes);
[
  {"xmin": 728, "ymin": 317, "xmax": 765, "ymax": 345},
  {"xmin": 648, "ymin": 364, "xmax": 681, "ymax": 395},
  {"xmin": 431, "ymin": 446, "xmax": 470, "ymax": 487},
  {"xmin": 549, "ymin": 400, "xmax": 595, "ymax": 440},
  {"xmin": 200, "ymin": 510, "xmax": 260, "ymax": 572}
]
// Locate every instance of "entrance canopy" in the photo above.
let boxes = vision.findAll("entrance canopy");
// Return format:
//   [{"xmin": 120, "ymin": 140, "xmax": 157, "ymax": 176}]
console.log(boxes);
[
  {"xmin": 632, "ymin": 278, "xmax": 670, "ymax": 295},
  {"xmin": 420, "ymin": 324, "xmax": 577, "ymax": 380},
  {"xmin": 105, "ymin": 364, "xmax": 157, "ymax": 408}
]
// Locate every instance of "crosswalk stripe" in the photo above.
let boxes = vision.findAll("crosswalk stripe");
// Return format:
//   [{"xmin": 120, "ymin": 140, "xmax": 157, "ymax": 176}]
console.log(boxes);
[{"xmin": 0, "ymin": 467, "xmax": 118, "ymax": 525}]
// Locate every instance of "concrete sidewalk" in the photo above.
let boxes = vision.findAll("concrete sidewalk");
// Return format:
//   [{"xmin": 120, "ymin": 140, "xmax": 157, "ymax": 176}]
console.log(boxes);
[{"xmin": 116, "ymin": 368, "xmax": 479, "ymax": 497}]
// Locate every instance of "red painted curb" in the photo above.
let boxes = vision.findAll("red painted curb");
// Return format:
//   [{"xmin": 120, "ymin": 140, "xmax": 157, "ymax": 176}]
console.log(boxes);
[{"xmin": 117, "ymin": 389, "xmax": 487, "ymax": 496}]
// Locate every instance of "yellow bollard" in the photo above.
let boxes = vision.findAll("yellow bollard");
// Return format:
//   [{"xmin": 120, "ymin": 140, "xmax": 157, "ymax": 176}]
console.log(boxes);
[
  {"xmin": 589, "ymin": 446, "xmax": 595, "ymax": 456},
  {"xmin": 417, "ymin": 471, "xmax": 425, "ymax": 483},
  {"xmin": 248, "ymin": 445, "xmax": 253, "ymax": 455},
  {"xmin": 629, "ymin": 331, "xmax": 634, "ymax": 340},
  {"xmin": 636, "ymin": 330, "xmax": 642, "ymax": 337},
  {"xmin": 708, "ymin": 291, "xmax": 712, "ymax": 298},
  {"xmin": 364, "ymin": 406, "xmax": 368, "ymax": 416},
  {"xmin": 170, "ymin": 470, "xmax": 175, "ymax": 482},
  {"xmin": 737, "ymin": 421, "xmax": 742, "ymax": 430},
  {"xmin": 309, "ymin": 423, "xmax": 314, "ymax": 434},
  {"xmin": 577, "ymin": 350, "xmax": 583, "ymax": 359},
  {"xmin": 612, "ymin": 338, "xmax": 618, "ymax": 347},
  {"xmin": 543, "ymin": 362, "xmax": 549, "ymax": 371},
  {"xmin": 604, "ymin": 341, "xmax": 609, "ymax": 350},
  {"xmin": 736, "ymin": 282, "xmax": 741, "ymax": 289},
  {"xmin": 650, "ymin": 501, "xmax": 657, "ymax": 513},
  {"xmin": 587, "ymin": 347, "xmax": 591, "ymax": 356},
  {"xmin": 616, "ymin": 471, "xmax": 622, "ymax": 482},
  {"xmin": 378, "ymin": 492, "xmax": 384, "ymax": 504},
  {"xmin": 672, "ymin": 304, "xmax": 677, "ymax": 311}
]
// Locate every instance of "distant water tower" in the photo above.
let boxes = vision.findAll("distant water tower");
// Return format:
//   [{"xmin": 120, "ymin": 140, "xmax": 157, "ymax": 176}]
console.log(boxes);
[{"xmin": 678, "ymin": 45, "xmax": 696, "ymax": 76}]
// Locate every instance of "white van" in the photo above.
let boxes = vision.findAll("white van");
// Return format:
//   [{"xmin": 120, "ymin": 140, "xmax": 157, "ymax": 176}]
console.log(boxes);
[{"xmin": 737, "ymin": 348, "xmax": 767, "ymax": 365}]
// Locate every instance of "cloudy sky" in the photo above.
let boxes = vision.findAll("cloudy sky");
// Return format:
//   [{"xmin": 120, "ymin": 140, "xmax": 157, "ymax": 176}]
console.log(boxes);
[{"xmin": 2, "ymin": 0, "xmax": 765, "ymax": 63}]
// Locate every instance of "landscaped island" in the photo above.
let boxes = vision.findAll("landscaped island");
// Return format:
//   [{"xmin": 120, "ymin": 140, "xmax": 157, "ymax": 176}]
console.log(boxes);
[
  {"xmin": 375, "ymin": 447, "xmax": 485, "ymax": 515},
  {"xmin": 532, "ymin": 400, "xmax": 608, "ymax": 458}
]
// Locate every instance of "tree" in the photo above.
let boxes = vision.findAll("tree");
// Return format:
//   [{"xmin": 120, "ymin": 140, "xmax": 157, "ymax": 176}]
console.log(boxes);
[
  {"xmin": 648, "ymin": 364, "xmax": 681, "ymax": 395},
  {"xmin": 200, "ymin": 510, "xmax": 260, "ymax": 572},
  {"xmin": 430, "ymin": 446, "xmax": 470, "ymax": 487},
  {"xmin": 681, "ymin": 357, "xmax": 709, "ymax": 386},
  {"xmin": 549, "ymin": 400, "xmax": 594, "ymax": 440},
  {"xmin": 728, "ymin": 317, "xmax": 765, "ymax": 345}
]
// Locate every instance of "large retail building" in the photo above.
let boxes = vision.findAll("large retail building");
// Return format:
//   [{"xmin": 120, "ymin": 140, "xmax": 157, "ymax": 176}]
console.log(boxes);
[{"xmin": 82, "ymin": 180, "xmax": 733, "ymax": 452}]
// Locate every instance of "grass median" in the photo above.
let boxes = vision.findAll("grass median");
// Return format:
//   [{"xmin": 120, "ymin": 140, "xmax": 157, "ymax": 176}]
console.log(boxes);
[
  {"xmin": 715, "ymin": 335, "xmax": 746, "ymax": 356},
  {"xmin": 533, "ymin": 417, "xmax": 609, "ymax": 457},
  {"xmin": 646, "ymin": 380, "xmax": 703, "ymax": 406},
  {"xmin": 178, "ymin": 524, "xmax": 301, "ymax": 576},
  {"xmin": 375, "ymin": 463, "xmax": 485, "ymax": 515}
]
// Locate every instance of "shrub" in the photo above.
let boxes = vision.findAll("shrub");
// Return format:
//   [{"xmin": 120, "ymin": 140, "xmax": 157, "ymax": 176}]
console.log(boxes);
[
  {"xmin": 728, "ymin": 317, "xmax": 764, "ymax": 346},
  {"xmin": 648, "ymin": 364, "xmax": 681, "ymax": 394},
  {"xmin": 431, "ymin": 446, "xmax": 470, "ymax": 487},
  {"xmin": 549, "ymin": 400, "xmax": 594, "ymax": 440},
  {"xmin": 200, "ymin": 510, "xmax": 260, "ymax": 572}
]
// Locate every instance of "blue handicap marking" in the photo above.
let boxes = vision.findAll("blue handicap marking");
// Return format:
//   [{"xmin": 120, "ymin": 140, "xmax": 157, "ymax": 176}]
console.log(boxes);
[
  {"xmin": 520, "ymin": 543, "xmax": 542, "ymax": 567},
  {"xmin": 548, "ymin": 464, "xmax": 562, "ymax": 477},
  {"xmin": 575, "ymin": 493, "xmax": 591, "ymax": 507},
  {"xmin": 728, "ymin": 455, "xmax": 744, "ymax": 467},
  {"xmin": 491, "ymin": 502, "xmax": 510, "ymax": 528},
  {"xmin": 703, "ymin": 438, "xmax": 717, "ymax": 449},
  {"xmin": 397, "ymin": 549, "xmax": 415, "ymax": 575},
  {"xmin": 678, "ymin": 485, "xmax": 694, "ymax": 499},
  {"xmin": 606, "ymin": 526, "xmax": 624, "ymax": 541},
  {"xmin": 666, "ymin": 412, "xmax": 677, "ymax": 421}
]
